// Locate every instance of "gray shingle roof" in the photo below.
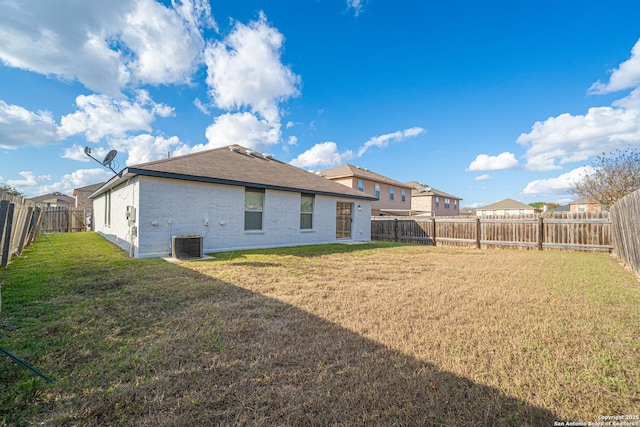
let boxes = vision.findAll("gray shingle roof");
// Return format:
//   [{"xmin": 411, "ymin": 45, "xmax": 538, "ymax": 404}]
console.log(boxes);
[
  {"xmin": 406, "ymin": 181, "xmax": 461, "ymax": 200},
  {"xmin": 318, "ymin": 164, "xmax": 413, "ymax": 189},
  {"xmin": 91, "ymin": 145, "xmax": 376, "ymax": 200},
  {"xmin": 478, "ymin": 198, "xmax": 537, "ymax": 210}
]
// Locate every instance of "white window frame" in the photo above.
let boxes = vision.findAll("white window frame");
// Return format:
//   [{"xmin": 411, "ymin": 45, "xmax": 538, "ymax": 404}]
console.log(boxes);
[
  {"xmin": 300, "ymin": 193, "xmax": 314, "ymax": 230},
  {"xmin": 244, "ymin": 187, "xmax": 264, "ymax": 231}
]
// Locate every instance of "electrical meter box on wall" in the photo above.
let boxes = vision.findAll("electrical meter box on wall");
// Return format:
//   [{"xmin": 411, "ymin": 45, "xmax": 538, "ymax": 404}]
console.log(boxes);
[{"xmin": 126, "ymin": 206, "xmax": 136, "ymax": 223}]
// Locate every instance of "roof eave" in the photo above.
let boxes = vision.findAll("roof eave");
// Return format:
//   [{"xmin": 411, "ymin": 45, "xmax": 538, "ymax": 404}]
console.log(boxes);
[{"xmin": 92, "ymin": 168, "xmax": 377, "ymax": 201}]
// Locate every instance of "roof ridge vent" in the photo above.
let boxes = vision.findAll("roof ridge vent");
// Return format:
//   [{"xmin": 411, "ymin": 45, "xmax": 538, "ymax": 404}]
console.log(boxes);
[
  {"xmin": 262, "ymin": 153, "xmax": 272, "ymax": 159},
  {"xmin": 229, "ymin": 146, "xmax": 240, "ymax": 153},
  {"xmin": 246, "ymin": 149, "xmax": 256, "ymax": 156}
]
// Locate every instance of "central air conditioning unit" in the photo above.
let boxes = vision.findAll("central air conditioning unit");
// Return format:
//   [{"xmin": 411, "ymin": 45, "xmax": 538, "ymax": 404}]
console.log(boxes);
[{"xmin": 172, "ymin": 234, "xmax": 203, "ymax": 259}]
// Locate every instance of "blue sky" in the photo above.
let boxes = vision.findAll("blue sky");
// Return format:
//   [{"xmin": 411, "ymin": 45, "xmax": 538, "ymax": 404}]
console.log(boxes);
[{"xmin": 2, "ymin": 1, "xmax": 640, "ymax": 208}]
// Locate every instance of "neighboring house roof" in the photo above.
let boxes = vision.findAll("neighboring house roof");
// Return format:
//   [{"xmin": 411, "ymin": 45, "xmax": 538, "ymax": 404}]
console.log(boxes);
[
  {"xmin": 318, "ymin": 164, "xmax": 413, "ymax": 189},
  {"xmin": 478, "ymin": 198, "xmax": 538, "ymax": 211},
  {"xmin": 406, "ymin": 180, "xmax": 462, "ymax": 200},
  {"xmin": 569, "ymin": 197, "xmax": 601, "ymax": 205},
  {"xmin": 73, "ymin": 182, "xmax": 105, "ymax": 196},
  {"xmin": 28, "ymin": 192, "xmax": 74, "ymax": 205},
  {"xmin": 90, "ymin": 145, "xmax": 377, "ymax": 201}
]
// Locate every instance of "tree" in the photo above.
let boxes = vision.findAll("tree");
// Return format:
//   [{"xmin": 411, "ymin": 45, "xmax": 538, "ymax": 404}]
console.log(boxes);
[
  {"xmin": 529, "ymin": 202, "xmax": 560, "ymax": 210},
  {"xmin": 0, "ymin": 182, "xmax": 22, "ymax": 196},
  {"xmin": 570, "ymin": 147, "xmax": 640, "ymax": 209}
]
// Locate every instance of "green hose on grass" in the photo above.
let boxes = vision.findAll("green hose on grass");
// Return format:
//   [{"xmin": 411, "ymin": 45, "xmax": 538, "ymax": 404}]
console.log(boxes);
[{"xmin": 0, "ymin": 347, "xmax": 55, "ymax": 384}]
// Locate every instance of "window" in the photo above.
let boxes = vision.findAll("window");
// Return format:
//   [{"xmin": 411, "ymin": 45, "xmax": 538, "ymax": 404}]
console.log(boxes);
[
  {"xmin": 358, "ymin": 179, "xmax": 364, "ymax": 192},
  {"xmin": 445, "ymin": 198, "xmax": 450, "ymax": 209},
  {"xmin": 375, "ymin": 183, "xmax": 380, "ymax": 199},
  {"xmin": 578, "ymin": 204, "xmax": 585, "ymax": 212},
  {"xmin": 401, "ymin": 189, "xmax": 406, "ymax": 202},
  {"xmin": 244, "ymin": 187, "xmax": 264, "ymax": 230},
  {"xmin": 390, "ymin": 186, "xmax": 395, "ymax": 201},
  {"xmin": 104, "ymin": 190, "xmax": 111, "ymax": 226},
  {"xmin": 519, "ymin": 209, "xmax": 525, "ymax": 215},
  {"xmin": 454, "ymin": 199, "xmax": 458, "ymax": 210},
  {"xmin": 300, "ymin": 194, "xmax": 314, "ymax": 229},
  {"xmin": 435, "ymin": 196, "xmax": 439, "ymax": 208}
]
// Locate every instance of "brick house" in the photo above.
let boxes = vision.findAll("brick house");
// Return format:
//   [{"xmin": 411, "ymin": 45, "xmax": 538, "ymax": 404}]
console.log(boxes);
[
  {"xmin": 407, "ymin": 181, "xmax": 462, "ymax": 216},
  {"xmin": 317, "ymin": 164, "xmax": 413, "ymax": 216},
  {"xmin": 569, "ymin": 197, "xmax": 604, "ymax": 213},
  {"xmin": 90, "ymin": 145, "xmax": 375, "ymax": 258}
]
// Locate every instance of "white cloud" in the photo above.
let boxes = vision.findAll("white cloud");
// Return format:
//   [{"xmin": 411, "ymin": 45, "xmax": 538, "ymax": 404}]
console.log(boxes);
[
  {"xmin": 290, "ymin": 142, "xmax": 354, "ymax": 168},
  {"xmin": 202, "ymin": 112, "xmax": 281, "ymax": 151},
  {"xmin": 193, "ymin": 98, "xmax": 210, "ymax": 115},
  {"xmin": 23, "ymin": 168, "xmax": 113, "ymax": 196},
  {"xmin": 291, "ymin": 126, "xmax": 424, "ymax": 169},
  {"xmin": 346, "ymin": 0, "xmax": 366, "ymax": 16},
  {"xmin": 121, "ymin": 0, "xmax": 207, "ymax": 86},
  {"xmin": 287, "ymin": 136, "xmax": 298, "ymax": 146},
  {"xmin": 522, "ymin": 166, "xmax": 594, "ymax": 197},
  {"xmin": 357, "ymin": 127, "xmax": 425, "ymax": 157},
  {"xmin": 475, "ymin": 174, "xmax": 491, "ymax": 181},
  {"xmin": 589, "ymin": 38, "xmax": 640, "ymax": 94},
  {"xmin": 204, "ymin": 12, "xmax": 300, "ymax": 123},
  {"xmin": 7, "ymin": 171, "xmax": 51, "ymax": 189},
  {"xmin": 0, "ymin": 100, "xmax": 59, "ymax": 149},
  {"xmin": 111, "ymin": 134, "xmax": 188, "ymax": 166},
  {"xmin": 0, "ymin": 0, "xmax": 212, "ymax": 94},
  {"xmin": 59, "ymin": 92, "xmax": 174, "ymax": 142},
  {"xmin": 518, "ymin": 41, "xmax": 640, "ymax": 172},
  {"xmin": 467, "ymin": 152, "xmax": 518, "ymax": 171},
  {"xmin": 516, "ymin": 103, "xmax": 640, "ymax": 171}
]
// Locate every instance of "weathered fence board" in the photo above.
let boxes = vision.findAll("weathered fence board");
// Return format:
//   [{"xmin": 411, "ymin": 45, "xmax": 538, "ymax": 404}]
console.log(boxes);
[
  {"xmin": 1, "ymin": 190, "xmax": 91, "ymax": 266},
  {"xmin": 0, "ymin": 190, "xmax": 42, "ymax": 267},
  {"xmin": 372, "ymin": 212, "xmax": 613, "ymax": 252},
  {"xmin": 610, "ymin": 189, "xmax": 640, "ymax": 276}
]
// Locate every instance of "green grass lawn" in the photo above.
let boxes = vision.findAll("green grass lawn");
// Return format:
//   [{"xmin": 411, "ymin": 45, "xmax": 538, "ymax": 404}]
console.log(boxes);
[{"xmin": 1, "ymin": 233, "xmax": 639, "ymax": 426}]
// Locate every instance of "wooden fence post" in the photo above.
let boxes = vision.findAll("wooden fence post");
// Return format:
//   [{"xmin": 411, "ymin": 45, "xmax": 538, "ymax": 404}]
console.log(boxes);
[
  {"xmin": 476, "ymin": 217, "xmax": 481, "ymax": 249},
  {"xmin": 538, "ymin": 216, "xmax": 544, "ymax": 251},
  {"xmin": 1, "ymin": 202, "xmax": 15, "ymax": 267},
  {"xmin": 0, "ymin": 200, "xmax": 11, "ymax": 266},
  {"xmin": 394, "ymin": 218, "xmax": 399, "ymax": 242},
  {"xmin": 432, "ymin": 218, "xmax": 436, "ymax": 246},
  {"xmin": 17, "ymin": 207, "xmax": 34, "ymax": 256}
]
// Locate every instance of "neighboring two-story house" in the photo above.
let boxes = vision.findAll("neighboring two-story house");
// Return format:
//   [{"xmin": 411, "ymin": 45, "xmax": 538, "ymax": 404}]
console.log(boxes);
[
  {"xmin": 569, "ymin": 197, "xmax": 604, "ymax": 213},
  {"xmin": 407, "ymin": 181, "xmax": 462, "ymax": 216},
  {"xmin": 317, "ymin": 164, "xmax": 413, "ymax": 216},
  {"xmin": 27, "ymin": 192, "xmax": 74, "ymax": 208}
]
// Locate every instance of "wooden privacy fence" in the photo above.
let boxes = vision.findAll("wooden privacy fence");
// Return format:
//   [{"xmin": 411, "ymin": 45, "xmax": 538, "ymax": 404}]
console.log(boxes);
[
  {"xmin": 372, "ymin": 212, "xmax": 613, "ymax": 252},
  {"xmin": 610, "ymin": 189, "xmax": 640, "ymax": 276},
  {"xmin": 0, "ymin": 190, "xmax": 42, "ymax": 267},
  {"xmin": 40, "ymin": 206, "xmax": 89, "ymax": 233},
  {"xmin": 1, "ymin": 190, "xmax": 90, "ymax": 266}
]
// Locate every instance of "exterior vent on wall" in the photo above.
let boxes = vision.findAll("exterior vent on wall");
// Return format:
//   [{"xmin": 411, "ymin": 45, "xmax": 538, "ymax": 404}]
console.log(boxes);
[{"xmin": 172, "ymin": 234, "xmax": 203, "ymax": 259}]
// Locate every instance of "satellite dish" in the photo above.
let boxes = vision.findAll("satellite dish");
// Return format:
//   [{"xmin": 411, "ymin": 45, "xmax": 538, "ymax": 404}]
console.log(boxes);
[
  {"xmin": 102, "ymin": 150, "xmax": 117, "ymax": 166},
  {"xmin": 84, "ymin": 146, "xmax": 122, "ymax": 177}
]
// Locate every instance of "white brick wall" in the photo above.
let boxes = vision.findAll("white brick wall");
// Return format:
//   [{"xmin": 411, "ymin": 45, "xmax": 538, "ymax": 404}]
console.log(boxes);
[{"xmin": 95, "ymin": 176, "xmax": 371, "ymax": 258}]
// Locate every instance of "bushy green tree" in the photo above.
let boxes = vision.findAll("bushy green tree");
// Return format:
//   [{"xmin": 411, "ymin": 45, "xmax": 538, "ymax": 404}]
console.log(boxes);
[
  {"xmin": 0, "ymin": 182, "xmax": 22, "ymax": 196},
  {"xmin": 529, "ymin": 202, "xmax": 560, "ymax": 210}
]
